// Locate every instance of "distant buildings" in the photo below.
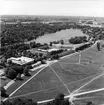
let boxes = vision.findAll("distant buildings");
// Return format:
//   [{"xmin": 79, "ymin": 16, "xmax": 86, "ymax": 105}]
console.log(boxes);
[
  {"xmin": 48, "ymin": 48, "xmax": 59, "ymax": 52},
  {"xmin": 37, "ymin": 43, "xmax": 76, "ymax": 53},
  {"xmin": 38, "ymin": 48, "xmax": 59, "ymax": 53},
  {"xmin": 32, "ymin": 61, "xmax": 41, "ymax": 68},
  {"xmin": 52, "ymin": 44, "xmax": 73, "ymax": 50},
  {"xmin": 79, "ymin": 19, "xmax": 104, "ymax": 28}
]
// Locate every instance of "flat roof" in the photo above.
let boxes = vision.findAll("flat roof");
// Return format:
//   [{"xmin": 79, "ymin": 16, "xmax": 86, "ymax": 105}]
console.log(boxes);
[
  {"xmin": 7, "ymin": 56, "xmax": 34, "ymax": 65},
  {"xmin": 48, "ymin": 48, "xmax": 59, "ymax": 52}
]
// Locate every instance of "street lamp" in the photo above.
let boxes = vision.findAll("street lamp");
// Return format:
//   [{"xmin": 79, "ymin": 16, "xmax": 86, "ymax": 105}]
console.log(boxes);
[{"xmin": 78, "ymin": 53, "xmax": 81, "ymax": 64}]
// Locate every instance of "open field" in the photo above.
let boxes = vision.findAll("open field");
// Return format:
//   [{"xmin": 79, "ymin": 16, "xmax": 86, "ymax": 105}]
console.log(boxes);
[{"xmin": 3, "ymin": 42, "xmax": 104, "ymax": 105}]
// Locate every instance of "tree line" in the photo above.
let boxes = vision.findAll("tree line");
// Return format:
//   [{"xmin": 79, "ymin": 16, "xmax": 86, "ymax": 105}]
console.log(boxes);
[{"xmin": 1, "ymin": 93, "xmax": 94, "ymax": 105}]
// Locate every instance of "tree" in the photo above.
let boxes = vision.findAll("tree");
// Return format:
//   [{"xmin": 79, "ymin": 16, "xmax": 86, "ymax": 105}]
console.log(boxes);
[
  {"xmin": 0, "ymin": 87, "xmax": 9, "ymax": 98},
  {"xmin": 11, "ymin": 65, "xmax": 24, "ymax": 74},
  {"xmin": 51, "ymin": 93, "xmax": 65, "ymax": 105},
  {"xmin": 7, "ymin": 69, "xmax": 17, "ymax": 79},
  {"xmin": 44, "ymin": 43, "xmax": 48, "ymax": 46},
  {"xmin": 60, "ymin": 39, "xmax": 64, "ymax": 45},
  {"xmin": 0, "ymin": 56, "xmax": 7, "ymax": 67},
  {"xmin": 30, "ymin": 41, "xmax": 36, "ymax": 48},
  {"xmin": 39, "ymin": 53, "xmax": 43, "ymax": 57},
  {"xmin": 36, "ymin": 43, "xmax": 41, "ymax": 47},
  {"xmin": 50, "ymin": 42, "xmax": 53, "ymax": 46},
  {"xmin": 5, "ymin": 47, "xmax": 15, "ymax": 58},
  {"xmin": 17, "ymin": 44, "xmax": 30, "ymax": 51},
  {"xmin": 23, "ymin": 65, "xmax": 31, "ymax": 76},
  {"xmin": 63, "ymin": 99, "xmax": 71, "ymax": 105},
  {"xmin": 55, "ymin": 93, "xmax": 65, "ymax": 100},
  {"xmin": 55, "ymin": 54, "xmax": 59, "ymax": 60},
  {"xmin": 97, "ymin": 42, "xmax": 100, "ymax": 51},
  {"xmin": 69, "ymin": 36, "xmax": 87, "ymax": 44}
]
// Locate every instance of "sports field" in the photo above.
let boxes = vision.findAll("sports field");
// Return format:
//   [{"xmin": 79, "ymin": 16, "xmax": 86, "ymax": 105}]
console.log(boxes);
[{"xmin": 4, "ymin": 41, "xmax": 104, "ymax": 105}]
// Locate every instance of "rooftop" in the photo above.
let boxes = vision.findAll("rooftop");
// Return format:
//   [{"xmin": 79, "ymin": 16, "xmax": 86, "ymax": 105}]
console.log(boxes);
[{"xmin": 7, "ymin": 56, "xmax": 34, "ymax": 65}]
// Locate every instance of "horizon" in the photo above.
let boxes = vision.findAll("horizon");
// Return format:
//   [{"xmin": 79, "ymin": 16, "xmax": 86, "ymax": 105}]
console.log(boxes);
[
  {"xmin": 1, "ymin": 14, "xmax": 104, "ymax": 18},
  {"xmin": 1, "ymin": 0, "xmax": 104, "ymax": 17},
  {"xmin": 1, "ymin": 15, "xmax": 104, "ymax": 19}
]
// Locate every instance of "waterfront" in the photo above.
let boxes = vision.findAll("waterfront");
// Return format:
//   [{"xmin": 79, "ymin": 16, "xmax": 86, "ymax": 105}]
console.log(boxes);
[{"xmin": 36, "ymin": 29, "xmax": 88, "ymax": 44}]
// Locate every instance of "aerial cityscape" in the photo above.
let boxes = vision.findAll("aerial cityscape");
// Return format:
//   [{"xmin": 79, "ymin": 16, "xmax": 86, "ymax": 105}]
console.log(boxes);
[{"xmin": 0, "ymin": 0, "xmax": 104, "ymax": 105}]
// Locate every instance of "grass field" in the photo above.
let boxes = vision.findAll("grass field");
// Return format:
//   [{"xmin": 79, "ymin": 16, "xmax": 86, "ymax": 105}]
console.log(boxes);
[{"xmin": 4, "ymin": 41, "xmax": 104, "ymax": 105}]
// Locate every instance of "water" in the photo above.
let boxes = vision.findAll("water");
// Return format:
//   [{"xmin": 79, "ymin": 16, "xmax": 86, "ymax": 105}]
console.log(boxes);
[{"xmin": 35, "ymin": 29, "xmax": 88, "ymax": 44}]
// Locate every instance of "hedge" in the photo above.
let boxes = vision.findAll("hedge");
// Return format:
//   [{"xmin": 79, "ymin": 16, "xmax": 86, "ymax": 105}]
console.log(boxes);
[
  {"xmin": 75, "ymin": 43, "xmax": 91, "ymax": 52},
  {"xmin": 58, "ymin": 50, "xmax": 75, "ymax": 58}
]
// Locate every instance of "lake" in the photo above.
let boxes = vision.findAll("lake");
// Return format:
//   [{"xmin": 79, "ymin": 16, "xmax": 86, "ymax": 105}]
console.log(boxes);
[{"xmin": 35, "ymin": 29, "xmax": 88, "ymax": 44}]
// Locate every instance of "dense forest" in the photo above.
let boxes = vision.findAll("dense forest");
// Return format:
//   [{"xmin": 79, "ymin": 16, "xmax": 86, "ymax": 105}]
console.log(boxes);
[{"xmin": 1, "ymin": 21, "xmax": 104, "ymax": 47}]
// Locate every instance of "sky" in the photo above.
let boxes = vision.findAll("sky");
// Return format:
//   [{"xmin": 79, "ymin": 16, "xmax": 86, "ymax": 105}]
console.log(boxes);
[{"xmin": 0, "ymin": 0, "xmax": 104, "ymax": 17}]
